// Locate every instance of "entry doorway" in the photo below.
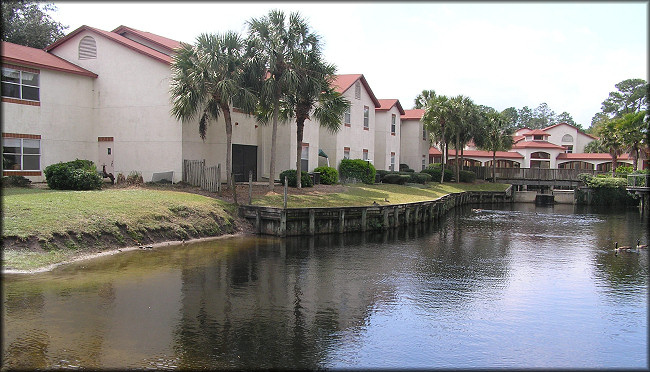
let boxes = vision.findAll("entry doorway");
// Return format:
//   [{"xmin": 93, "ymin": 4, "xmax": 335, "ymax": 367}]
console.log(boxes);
[
  {"xmin": 232, "ymin": 144, "xmax": 257, "ymax": 182},
  {"xmin": 97, "ymin": 137, "xmax": 114, "ymax": 175}
]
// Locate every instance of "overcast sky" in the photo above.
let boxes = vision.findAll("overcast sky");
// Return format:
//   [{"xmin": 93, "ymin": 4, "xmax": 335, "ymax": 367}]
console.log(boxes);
[{"xmin": 53, "ymin": 1, "xmax": 647, "ymax": 128}]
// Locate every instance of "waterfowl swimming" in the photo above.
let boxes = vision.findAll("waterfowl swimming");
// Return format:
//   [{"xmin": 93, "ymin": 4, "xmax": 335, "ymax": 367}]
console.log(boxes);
[
  {"xmin": 614, "ymin": 242, "xmax": 633, "ymax": 251},
  {"xmin": 636, "ymin": 239, "xmax": 648, "ymax": 249}
]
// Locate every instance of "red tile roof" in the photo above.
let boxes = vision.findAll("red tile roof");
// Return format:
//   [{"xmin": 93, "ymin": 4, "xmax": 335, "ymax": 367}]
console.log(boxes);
[
  {"xmin": 377, "ymin": 99, "xmax": 405, "ymax": 115},
  {"xmin": 543, "ymin": 122, "xmax": 598, "ymax": 140},
  {"xmin": 429, "ymin": 147, "xmax": 442, "ymax": 155},
  {"xmin": 513, "ymin": 135, "xmax": 526, "ymax": 143},
  {"xmin": 402, "ymin": 109, "xmax": 425, "ymax": 120},
  {"xmin": 512, "ymin": 140, "xmax": 566, "ymax": 150},
  {"xmin": 1, "ymin": 41, "xmax": 98, "ymax": 78},
  {"xmin": 526, "ymin": 129, "xmax": 549, "ymax": 136},
  {"xmin": 557, "ymin": 153, "xmax": 631, "ymax": 160},
  {"xmin": 45, "ymin": 25, "xmax": 173, "ymax": 65},
  {"xmin": 332, "ymin": 74, "xmax": 380, "ymax": 108},
  {"xmin": 449, "ymin": 149, "xmax": 524, "ymax": 159},
  {"xmin": 112, "ymin": 25, "xmax": 182, "ymax": 53}
]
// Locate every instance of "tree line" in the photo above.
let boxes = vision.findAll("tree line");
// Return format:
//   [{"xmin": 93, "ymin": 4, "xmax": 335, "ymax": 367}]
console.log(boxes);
[{"xmin": 584, "ymin": 78, "xmax": 648, "ymax": 173}]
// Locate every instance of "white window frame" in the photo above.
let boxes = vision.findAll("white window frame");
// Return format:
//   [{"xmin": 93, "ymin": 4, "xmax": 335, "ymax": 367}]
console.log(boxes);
[
  {"xmin": 363, "ymin": 149, "xmax": 369, "ymax": 161},
  {"xmin": 344, "ymin": 107, "xmax": 351, "ymax": 126},
  {"xmin": 1, "ymin": 67, "xmax": 40, "ymax": 102},
  {"xmin": 2, "ymin": 137, "xmax": 41, "ymax": 171},
  {"xmin": 391, "ymin": 114, "xmax": 396, "ymax": 134},
  {"xmin": 390, "ymin": 152, "xmax": 395, "ymax": 171},
  {"xmin": 343, "ymin": 147, "xmax": 350, "ymax": 160},
  {"xmin": 363, "ymin": 106, "xmax": 369, "ymax": 129}
]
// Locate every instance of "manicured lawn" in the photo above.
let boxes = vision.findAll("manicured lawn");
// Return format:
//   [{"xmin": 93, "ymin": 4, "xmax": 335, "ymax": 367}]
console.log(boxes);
[{"xmin": 252, "ymin": 182, "xmax": 509, "ymax": 208}]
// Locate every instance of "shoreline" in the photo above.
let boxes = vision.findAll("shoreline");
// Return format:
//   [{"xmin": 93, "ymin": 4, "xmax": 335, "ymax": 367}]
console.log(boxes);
[{"xmin": 1, "ymin": 232, "xmax": 251, "ymax": 275}]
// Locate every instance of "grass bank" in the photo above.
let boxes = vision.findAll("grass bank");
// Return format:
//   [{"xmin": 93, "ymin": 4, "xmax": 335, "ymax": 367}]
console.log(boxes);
[
  {"xmin": 2, "ymin": 182, "xmax": 509, "ymax": 271},
  {"xmin": 252, "ymin": 182, "xmax": 509, "ymax": 208},
  {"xmin": 2, "ymin": 187, "xmax": 237, "ymax": 271}
]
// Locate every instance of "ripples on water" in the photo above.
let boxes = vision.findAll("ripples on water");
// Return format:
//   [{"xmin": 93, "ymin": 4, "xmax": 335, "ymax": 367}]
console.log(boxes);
[{"xmin": 2, "ymin": 204, "xmax": 648, "ymax": 369}]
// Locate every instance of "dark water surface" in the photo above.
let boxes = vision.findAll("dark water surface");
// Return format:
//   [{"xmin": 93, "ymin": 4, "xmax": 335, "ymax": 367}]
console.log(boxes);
[{"xmin": 2, "ymin": 204, "xmax": 648, "ymax": 369}]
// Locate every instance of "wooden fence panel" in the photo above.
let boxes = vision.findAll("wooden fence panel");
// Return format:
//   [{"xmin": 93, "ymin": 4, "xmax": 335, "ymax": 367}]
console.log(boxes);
[{"xmin": 183, "ymin": 159, "xmax": 220, "ymax": 192}]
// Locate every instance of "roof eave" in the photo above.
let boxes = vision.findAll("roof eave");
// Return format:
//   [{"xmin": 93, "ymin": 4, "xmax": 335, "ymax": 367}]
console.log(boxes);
[{"xmin": 2, "ymin": 56, "xmax": 98, "ymax": 78}]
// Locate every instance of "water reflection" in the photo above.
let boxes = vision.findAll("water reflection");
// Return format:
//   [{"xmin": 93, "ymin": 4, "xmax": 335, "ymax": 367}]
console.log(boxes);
[{"xmin": 2, "ymin": 204, "xmax": 647, "ymax": 369}]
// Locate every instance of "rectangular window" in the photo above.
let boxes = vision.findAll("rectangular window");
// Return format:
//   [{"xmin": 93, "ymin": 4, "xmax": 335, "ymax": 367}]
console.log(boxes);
[
  {"xmin": 2, "ymin": 137, "xmax": 41, "ymax": 171},
  {"xmin": 343, "ymin": 147, "xmax": 350, "ymax": 160},
  {"xmin": 391, "ymin": 114, "xmax": 396, "ymax": 135},
  {"xmin": 363, "ymin": 149, "xmax": 369, "ymax": 161},
  {"xmin": 2, "ymin": 67, "xmax": 40, "ymax": 102},
  {"xmin": 565, "ymin": 145, "xmax": 573, "ymax": 154},
  {"xmin": 344, "ymin": 107, "xmax": 351, "ymax": 126},
  {"xmin": 363, "ymin": 106, "xmax": 369, "ymax": 130},
  {"xmin": 422, "ymin": 126, "xmax": 427, "ymax": 140},
  {"xmin": 422, "ymin": 157, "xmax": 426, "ymax": 170},
  {"xmin": 533, "ymin": 135, "xmax": 544, "ymax": 141},
  {"xmin": 390, "ymin": 152, "xmax": 395, "ymax": 171}
]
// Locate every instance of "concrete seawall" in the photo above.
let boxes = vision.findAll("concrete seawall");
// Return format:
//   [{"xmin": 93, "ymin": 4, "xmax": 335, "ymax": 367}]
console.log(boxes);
[{"xmin": 239, "ymin": 189, "xmax": 512, "ymax": 237}]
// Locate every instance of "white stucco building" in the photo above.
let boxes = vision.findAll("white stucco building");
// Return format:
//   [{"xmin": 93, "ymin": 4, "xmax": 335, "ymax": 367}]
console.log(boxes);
[
  {"xmin": 400, "ymin": 109, "xmax": 430, "ymax": 171},
  {"xmin": 318, "ymin": 74, "xmax": 380, "ymax": 169},
  {"xmin": 375, "ymin": 99, "xmax": 404, "ymax": 172}
]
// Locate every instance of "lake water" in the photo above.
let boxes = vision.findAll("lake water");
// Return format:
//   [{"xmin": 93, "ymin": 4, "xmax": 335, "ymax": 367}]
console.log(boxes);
[{"xmin": 2, "ymin": 203, "xmax": 648, "ymax": 369}]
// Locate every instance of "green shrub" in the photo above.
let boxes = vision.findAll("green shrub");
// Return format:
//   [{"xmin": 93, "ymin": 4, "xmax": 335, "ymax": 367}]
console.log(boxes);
[
  {"xmin": 313, "ymin": 166, "xmax": 338, "ymax": 185},
  {"xmin": 421, "ymin": 166, "xmax": 453, "ymax": 182},
  {"xmin": 44, "ymin": 159, "xmax": 103, "ymax": 190},
  {"xmin": 578, "ymin": 173, "xmax": 637, "ymax": 206},
  {"xmin": 382, "ymin": 173, "xmax": 410, "ymax": 185},
  {"xmin": 376, "ymin": 170, "xmax": 391, "ymax": 180},
  {"xmin": 339, "ymin": 159, "xmax": 376, "ymax": 184},
  {"xmin": 279, "ymin": 169, "xmax": 313, "ymax": 187},
  {"xmin": 615, "ymin": 165, "xmax": 633, "ymax": 178},
  {"xmin": 458, "ymin": 170, "xmax": 476, "ymax": 183},
  {"xmin": 399, "ymin": 163, "xmax": 411, "ymax": 172},
  {"xmin": 412, "ymin": 173, "xmax": 432, "ymax": 184},
  {"xmin": 2, "ymin": 175, "xmax": 32, "ymax": 187}
]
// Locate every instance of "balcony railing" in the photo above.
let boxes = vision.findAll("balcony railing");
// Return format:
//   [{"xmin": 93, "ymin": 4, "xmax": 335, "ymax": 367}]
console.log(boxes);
[
  {"xmin": 466, "ymin": 166, "xmax": 607, "ymax": 181},
  {"xmin": 627, "ymin": 174, "xmax": 649, "ymax": 188}
]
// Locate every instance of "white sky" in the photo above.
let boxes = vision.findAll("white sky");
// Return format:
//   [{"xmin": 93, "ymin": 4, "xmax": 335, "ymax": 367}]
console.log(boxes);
[{"xmin": 53, "ymin": 1, "xmax": 648, "ymax": 128}]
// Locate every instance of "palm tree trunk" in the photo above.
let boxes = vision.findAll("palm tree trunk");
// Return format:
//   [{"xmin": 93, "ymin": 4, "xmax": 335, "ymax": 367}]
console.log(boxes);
[
  {"xmin": 492, "ymin": 151, "xmax": 497, "ymax": 183},
  {"xmin": 269, "ymin": 96, "xmax": 280, "ymax": 190},
  {"xmin": 296, "ymin": 121, "xmax": 305, "ymax": 189},
  {"xmin": 221, "ymin": 102, "xmax": 233, "ymax": 187},
  {"xmin": 461, "ymin": 147, "xmax": 465, "ymax": 171},
  {"xmin": 455, "ymin": 133, "xmax": 460, "ymax": 183},
  {"xmin": 440, "ymin": 127, "xmax": 446, "ymax": 184},
  {"xmin": 610, "ymin": 149, "xmax": 617, "ymax": 177}
]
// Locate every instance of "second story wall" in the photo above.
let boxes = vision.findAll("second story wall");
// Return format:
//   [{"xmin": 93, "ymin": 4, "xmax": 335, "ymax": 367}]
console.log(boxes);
[{"xmin": 49, "ymin": 30, "xmax": 184, "ymax": 182}]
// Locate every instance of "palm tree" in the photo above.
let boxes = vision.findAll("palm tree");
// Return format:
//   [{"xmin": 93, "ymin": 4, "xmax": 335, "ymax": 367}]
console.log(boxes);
[
  {"xmin": 414, "ymin": 89, "xmax": 437, "ymax": 109},
  {"xmin": 449, "ymin": 95, "xmax": 475, "ymax": 183},
  {"xmin": 247, "ymin": 10, "xmax": 319, "ymax": 190},
  {"xmin": 598, "ymin": 119, "xmax": 624, "ymax": 176},
  {"xmin": 617, "ymin": 110, "xmax": 647, "ymax": 171},
  {"xmin": 422, "ymin": 94, "xmax": 454, "ymax": 183},
  {"xmin": 170, "ymin": 32, "xmax": 258, "ymax": 187},
  {"xmin": 475, "ymin": 108, "xmax": 515, "ymax": 182},
  {"xmin": 256, "ymin": 54, "xmax": 350, "ymax": 188}
]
